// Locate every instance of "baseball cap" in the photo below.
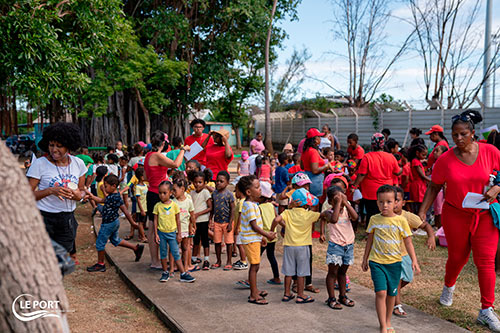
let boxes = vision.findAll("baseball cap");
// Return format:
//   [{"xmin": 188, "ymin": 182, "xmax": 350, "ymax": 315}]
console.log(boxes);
[
  {"xmin": 347, "ymin": 159, "xmax": 357, "ymax": 168},
  {"xmin": 137, "ymin": 141, "xmax": 147, "ymax": 148},
  {"xmin": 425, "ymin": 125, "xmax": 444, "ymax": 135},
  {"xmin": 291, "ymin": 172, "xmax": 312, "ymax": 186},
  {"xmin": 306, "ymin": 128, "xmax": 326, "ymax": 139},
  {"xmin": 260, "ymin": 181, "xmax": 274, "ymax": 198},
  {"xmin": 291, "ymin": 188, "xmax": 319, "ymax": 207},
  {"xmin": 333, "ymin": 162, "xmax": 343, "ymax": 174},
  {"xmin": 241, "ymin": 151, "xmax": 249, "ymax": 160}
]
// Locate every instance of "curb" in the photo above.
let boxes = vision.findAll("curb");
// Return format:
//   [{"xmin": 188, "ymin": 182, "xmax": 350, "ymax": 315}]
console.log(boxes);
[{"xmin": 92, "ymin": 216, "xmax": 185, "ymax": 333}]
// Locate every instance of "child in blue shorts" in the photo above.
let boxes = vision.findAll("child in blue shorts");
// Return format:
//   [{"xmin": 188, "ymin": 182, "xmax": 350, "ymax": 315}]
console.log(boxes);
[
  {"xmin": 154, "ymin": 181, "xmax": 196, "ymax": 283},
  {"xmin": 85, "ymin": 174, "xmax": 144, "ymax": 272},
  {"xmin": 320, "ymin": 185, "xmax": 358, "ymax": 310},
  {"xmin": 362, "ymin": 185, "xmax": 420, "ymax": 333}
]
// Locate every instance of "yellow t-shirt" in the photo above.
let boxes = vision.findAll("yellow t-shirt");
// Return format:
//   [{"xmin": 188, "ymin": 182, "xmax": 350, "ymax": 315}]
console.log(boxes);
[
  {"xmin": 134, "ymin": 183, "xmax": 148, "ymax": 212},
  {"xmin": 153, "ymin": 201, "xmax": 180, "ymax": 233},
  {"xmin": 281, "ymin": 208, "xmax": 320, "ymax": 246},
  {"xmin": 127, "ymin": 175, "xmax": 138, "ymax": 187},
  {"xmin": 96, "ymin": 180, "xmax": 105, "ymax": 206},
  {"xmin": 366, "ymin": 214, "xmax": 412, "ymax": 264},
  {"xmin": 399, "ymin": 210, "xmax": 423, "ymax": 256},
  {"xmin": 260, "ymin": 202, "xmax": 277, "ymax": 243},
  {"xmin": 234, "ymin": 198, "xmax": 245, "ymax": 232}
]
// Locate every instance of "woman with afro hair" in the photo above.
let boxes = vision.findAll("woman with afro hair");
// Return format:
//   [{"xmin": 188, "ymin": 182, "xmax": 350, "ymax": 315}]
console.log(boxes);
[{"xmin": 27, "ymin": 122, "xmax": 88, "ymax": 260}]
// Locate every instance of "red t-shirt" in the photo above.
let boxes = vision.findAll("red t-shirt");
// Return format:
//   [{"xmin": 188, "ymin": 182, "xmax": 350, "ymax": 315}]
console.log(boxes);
[
  {"xmin": 432, "ymin": 143, "xmax": 500, "ymax": 211},
  {"xmin": 410, "ymin": 159, "xmax": 427, "ymax": 202},
  {"xmin": 357, "ymin": 151, "xmax": 400, "ymax": 200},
  {"xmin": 348, "ymin": 145, "xmax": 365, "ymax": 160},
  {"xmin": 288, "ymin": 164, "xmax": 303, "ymax": 174},
  {"xmin": 401, "ymin": 163, "xmax": 411, "ymax": 192},
  {"xmin": 301, "ymin": 147, "xmax": 325, "ymax": 172},
  {"xmin": 184, "ymin": 133, "xmax": 214, "ymax": 166},
  {"xmin": 205, "ymin": 144, "xmax": 234, "ymax": 180},
  {"xmin": 427, "ymin": 140, "xmax": 449, "ymax": 170}
]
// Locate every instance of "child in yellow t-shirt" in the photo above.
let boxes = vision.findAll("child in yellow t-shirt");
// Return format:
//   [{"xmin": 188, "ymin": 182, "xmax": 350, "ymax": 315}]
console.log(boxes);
[
  {"xmin": 153, "ymin": 181, "xmax": 195, "ymax": 283},
  {"xmin": 361, "ymin": 185, "xmax": 420, "ymax": 333},
  {"xmin": 126, "ymin": 167, "xmax": 147, "ymax": 243}
]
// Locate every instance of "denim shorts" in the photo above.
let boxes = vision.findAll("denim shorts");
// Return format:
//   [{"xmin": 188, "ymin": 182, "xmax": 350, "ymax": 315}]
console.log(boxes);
[
  {"xmin": 158, "ymin": 230, "xmax": 181, "ymax": 261},
  {"xmin": 96, "ymin": 219, "xmax": 122, "ymax": 251},
  {"xmin": 400, "ymin": 255, "xmax": 414, "ymax": 283},
  {"xmin": 369, "ymin": 261, "xmax": 402, "ymax": 296},
  {"xmin": 326, "ymin": 241, "xmax": 354, "ymax": 266}
]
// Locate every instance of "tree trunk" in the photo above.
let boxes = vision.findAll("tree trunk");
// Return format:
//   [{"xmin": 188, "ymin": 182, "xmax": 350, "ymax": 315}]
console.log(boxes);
[
  {"xmin": 0, "ymin": 143, "xmax": 70, "ymax": 333},
  {"xmin": 264, "ymin": 0, "xmax": 278, "ymax": 154},
  {"xmin": 135, "ymin": 88, "xmax": 150, "ymax": 144},
  {"xmin": 234, "ymin": 126, "xmax": 242, "ymax": 149},
  {"xmin": 115, "ymin": 91, "xmax": 126, "ymax": 145}
]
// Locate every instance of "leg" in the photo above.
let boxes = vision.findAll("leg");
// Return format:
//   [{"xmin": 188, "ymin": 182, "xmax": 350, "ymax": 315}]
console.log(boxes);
[
  {"xmin": 138, "ymin": 220, "xmax": 146, "ymax": 241},
  {"xmin": 226, "ymin": 243, "xmax": 233, "ymax": 266},
  {"xmin": 214, "ymin": 243, "xmax": 222, "ymax": 266},
  {"xmin": 248, "ymin": 263, "xmax": 260, "ymax": 300},
  {"xmin": 296, "ymin": 276, "xmax": 305, "ymax": 298},
  {"xmin": 386, "ymin": 295, "xmax": 396, "ymax": 330},
  {"xmin": 495, "ymin": 237, "xmax": 500, "ymax": 275},
  {"xmin": 200, "ymin": 222, "xmax": 210, "ymax": 258},
  {"xmin": 326, "ymin": 264, "xmax": 339, "ymax": 299},
  {"xmin": 118, "ymin": 239, "xmax": 139, "ymax": 250},
  {"xmin": 97, "ymin": 250, "xmax": 105, "ymax": 264},
  {"xmin": 266, "ymin": 242, "xmax": 280, "ymax": 281},
  {"xmin": 147, "ymin": 220, "xmax": 160, "ymax": 267},
  {"xmin": 337, "ymin": 264, "xmax": 349, "ymax": 298},
  {"xmin": 305, "ymin": 245, "xmax": 318, "ymax": 292},
  {"xmin": 375, "ymin": 291, "xmax": 388, "ymax": 332},
  {"xmin": 394, "ymin": 280, "xmax": 410, "ymax": 312},
  {"xmin": 284, "ymin": 276, "xmax": 293, "ymax": 296},
  {"xmin": 238, "ymin": 244, "xmax": 247, "ymax": 262}
]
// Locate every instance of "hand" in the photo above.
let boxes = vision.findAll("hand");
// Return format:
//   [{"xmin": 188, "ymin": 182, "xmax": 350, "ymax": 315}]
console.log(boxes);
[
  {"xmin": 190, "ymin": 225, "xmax": 196, "ymax": 235},
  {"xmin": 361, "ymin": 260, "xmax": 369, "ymax": 272},
  {"xmin": 426, "ymin": 236, "xmax": 436, "ymax": 251},
  {"xmin": 155, "ymin": 234, "xmax": 160, "ymax": 245},
  {"xmin": 288, "ymin": 199, "xmax": 300, "ymax": 209},
  {"xmin": 141, "ymin": 211, "xmax": 146, "ymax": 217},
  {"xmin": 177, "ymin": 234, "xmax": 182, "ymax": 243},
  {"xmin": 209, "ymin": 220, "xmax": 214, "ymax": 229},
  {"xmin": 413, "ymin": 262, "xmax": 421, "ymax": 275},
  {"xmin": 226, "ymin": 222, "xmax": 233, "ymax": 233},
  {"xmin": 484, "ymin": 185, "xmax": 500, "ymax": 203},
  {"xmin": 130, "ymin": 220, "xmax": 139, "ymax": 228},
  {"xmin": 418, "ymin": 212, "xmax": 426, "ymax": 223},
  {"xmin": 319, "ymin": 234, "xmax": 326, "ymax": 243},
  {"xmin": 266, "ymin": 231, "xmax": 277, "ymax": 241},
  {"xmin": 261, "ymin": 237, "xmax": 268, "ymax": 247},
  {"xmin": 51, "ymin": 186, "xmax": 75, "ymax": 200},
  {"xmin": 182, "ymin": 145, "xmax": 191, "ymax": 152}
]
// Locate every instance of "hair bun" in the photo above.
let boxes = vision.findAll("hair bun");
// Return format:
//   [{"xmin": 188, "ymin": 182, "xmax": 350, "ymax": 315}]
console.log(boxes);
[{"xmin": 461, "ymin": 110, "xmax": 482, "ymax": 124}]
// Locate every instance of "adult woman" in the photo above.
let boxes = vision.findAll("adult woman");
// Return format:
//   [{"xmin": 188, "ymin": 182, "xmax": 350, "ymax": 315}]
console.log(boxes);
[
  {"xmin": 250, "ymin": 131, "xmax": 265, "ymax": 155},
  {"xmin": 300, "ymin": 128, "xmax": 331, "ymax": 197},
  {"xmin": 418, "ymin": 111, "xmax": 500, "ymax": 331},
  {"xmin": 425, "ymin": 124, "xmax": 449, "ymax": 169},
  {"xmin": 144, "ymin": 130, "xmax": 189, "ymax": 269},
  {"xmin": 201, "ymin": 129, "xmax": 234, "ymax": 180},
  {"xmin": 184, "ymin": 119, "xmax": 213, "ymax": 168},
  {"xmin": 409, "ymin": 127, "xmax": 425, "ymax": 147},
  {"xmin": 319, "ymin": 124, "xmax": 340, "ymax": 151},
  {"xmin": 352, "ymin": 133, "xmax": 401, "ymax": 223},
  {"xmin": 28, "ymin": 122, "xmax": 88, "ymax": 258}
]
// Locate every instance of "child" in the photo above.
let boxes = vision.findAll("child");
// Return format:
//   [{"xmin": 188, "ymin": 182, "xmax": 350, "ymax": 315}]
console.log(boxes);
[
  {"xmin": 320, "ymin": 185, "xmax": 359, "ymax": 309},
  {"xmin": 271, "ymin": 188, "xmax": 329, "ymax": 303},
  {"xmin": 258, "ymin": 155, "xmax": 272, "ymax": 183},
  {"xmin": 237, "ymin": 175, "xmax": 276, "ymax": 305},
  {"xmin": 232, "ymin": 186, "xmax": 248, "ymax": 271},
  {"xmin": 259, "ymin": 181, "xmax": 281, "ymax": 285},
  {"xmin": 86, "ymin": 174, "xmax": 144, "ymax": 272},
  {"xmin": 399, "ymin": 149, "xmax": 411, "ymax": 201},
  {"xmin": 153, "ymin": 181, "xmax": 196, "ymax": 283},
  {"xmin": 274, "ymin": 152, "xmax": 290, "ymax": 214},
  {"xmin": 91, "ymin": 165, "xmax": 109, "ymax": 216},
  {"xmin": 172, "ymin": 178, "xmax": 197, "ymax": 272},
  {"xmin": 287, "ymin": 153, "xmax": 303, "ymax": 176},
  {"xmin": 190, "ymin": 171, "xmax": 213, "ymax": 270},
  {"xmin": 237, "ymin": 151, "xmax": 250, "ymax": 176},
  {"xmin": 362, "ymin": 185, "xmax": 420, "ymax": 333},
  {"xmin": 166, "ymin": 136, "xmax": 186, "ymax": 171},
  {"xmin": 408, "ymin": 144, "xmax": 431, "ymax": 213},
  {"xmin": 431, "ymin": 145, "xmax": 447, "ymax": 229},
  {"xmin": 392, "ymin": 186, "xmax": 435, "ymax": 318},
  {"xmin": 105, "ymin": 153, "xmax": 119, "ymax": 176},
  {"xmin": 118, "ymin": 155, "xmax": 130, "ymax": 211},
  {"xmin": 210, "ymin": 171, "xmax": 235, "ymax": 270},
  {"xmin": 126, "ymin": 167, "xmax": 147, "ymax": 242},
  {"xmin": 347, "ymin": 133, "xmax": 364, "ymax": 164}
]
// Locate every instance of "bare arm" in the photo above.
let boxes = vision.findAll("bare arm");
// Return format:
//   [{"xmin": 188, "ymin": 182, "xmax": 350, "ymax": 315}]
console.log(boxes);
[
  {"xmin": 154, "ymin": 151, "xmax": 186, "ymax": 169},
  {"xmin": 415, "ymin": 164, "xmax": 431, "ymax": 182},
  {"xmin": 120, "ymin": 204, "xmax": 138, "ymax": 228},
  {"xmin": 420, "ymin": 221, "xmax": 436, "ymax": 250},
  {"xmin": 418, "ymin": 181, "xmax": 443, "ymax": 222},
  {"xmin": 271, "ymin": 215, "xmax": 285, "ymax": 232},
  {"xmin": 362, "ymin": 232, "xmax": 374, "ymax": 271},
  {"xmin": 175, "ymin": 213, "xmax": 182, "ymax": 242},
  {"xmin": 196, "ymin": 198, "xmax": 213, "ymax": 219},
  {"xmin": 201, "ymin": 133, "xmax": 212, "ymax": 149},
  {"xmin": 227, "ymin": 200, "xmax": 235, "ymax": 232},
  {"xmin": 154, "ymin": 214, "xmax": 160, "ymax": 244},
  {"xmin": 310, "ymin": 162, "xmax": 329, "ymax": 175},
  {"xmin": 221, "ymin": 135, "xmax": 232, "ymax": 160},
  {"xmin": 251, "ymin": 219, "xmax": 275, "ymax": 240}
]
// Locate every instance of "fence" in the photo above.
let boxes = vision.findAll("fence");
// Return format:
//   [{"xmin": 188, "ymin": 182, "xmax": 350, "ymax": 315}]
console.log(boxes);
[{"xmin": 254, "ymin": 107, "xmax": 500, "ymax": 148}]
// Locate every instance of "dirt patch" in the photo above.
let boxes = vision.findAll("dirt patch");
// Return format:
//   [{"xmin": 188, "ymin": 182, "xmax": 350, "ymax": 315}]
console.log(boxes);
[{"xmin": 63, "ymin": 204, "xmax": 165, "ymax": 333}]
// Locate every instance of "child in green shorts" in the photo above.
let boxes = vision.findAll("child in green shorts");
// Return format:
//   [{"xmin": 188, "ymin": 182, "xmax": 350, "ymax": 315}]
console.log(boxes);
[{"xmin": 362, "ymin": 185, "xmax": 420, "ymax": 333}]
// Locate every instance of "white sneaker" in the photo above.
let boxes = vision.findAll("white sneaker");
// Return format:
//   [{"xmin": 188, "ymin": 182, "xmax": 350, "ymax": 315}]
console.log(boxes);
[
  {"xmin": 477, "ymin": 307, "xmax": 500, "ymax": 332},
  {"xmin": 439, "ymin": 285, "xmax": 455, "ymax": 306}
]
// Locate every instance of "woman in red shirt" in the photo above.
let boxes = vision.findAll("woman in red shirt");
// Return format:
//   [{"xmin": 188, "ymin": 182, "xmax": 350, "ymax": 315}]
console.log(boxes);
[
  {"xmin": 201, "ymin": 129, "xmax": 234, "ymax": 180},
  {"xmin": 300, "ymin": 128, "xmax": 332, "ymax": 197},
  {"xmin": 144, "ymin": 130, "xmax": 189, "ymax": 269},
  {"xmin": 352, "ymin": 133, "xmax": 401, "ymax": 223},
  {"xmin": 419, "ymin": 111, "xmax": 500, "ymax": 329},
  {"xmin": 425, "ymin": 124, "xmax": 449, "ymax": 169},
  {"xmin": 184, "ymin": 119, "xmax": 214, "ymax": 168}
]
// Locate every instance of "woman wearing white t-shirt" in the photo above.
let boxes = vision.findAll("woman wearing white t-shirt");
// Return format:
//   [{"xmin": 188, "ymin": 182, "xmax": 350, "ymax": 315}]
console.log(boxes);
[{"xmin": 27, "ymin": 123, "xmax": 87, "ymax": 256}]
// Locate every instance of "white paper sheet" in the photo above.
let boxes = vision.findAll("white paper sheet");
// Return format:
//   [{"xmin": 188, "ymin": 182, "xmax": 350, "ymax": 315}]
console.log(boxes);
[
  {"xmin": 183, "ymin": 141, "xmax": 203, "ymax": 161},
  {"xmin": 462, "ymin": 192, "xmax": 489, "ymax": 210},
  {"xmin": 353, "ymin": 189, "xmax": 363, "ymax": 201}
]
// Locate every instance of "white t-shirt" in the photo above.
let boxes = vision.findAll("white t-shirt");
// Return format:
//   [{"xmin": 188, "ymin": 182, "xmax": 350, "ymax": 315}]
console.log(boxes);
[
  {"xmin": 128, "ymin": 156, "xmax": 144, "ymax": 168},
  {"xmin": 27, "ymin": 155, "xmax": 87, "ymax": 213},
  {"xmin": 248, "ymin": 154, "xmax": 259, "ymax": 175},
  {"xmin": 106, "ymin": 164, "xmax": 119, "ymax": 177},
  {"xmin": 319, "ymin": 137, "xmax": 332, "ymax": 149},
  {"xmin": 115, "ymin": 149, "xmax": 124, "ymax": 158},
  {"xmin": 190, "ymin": 188, "xmax": 211, "ymax": 223}
]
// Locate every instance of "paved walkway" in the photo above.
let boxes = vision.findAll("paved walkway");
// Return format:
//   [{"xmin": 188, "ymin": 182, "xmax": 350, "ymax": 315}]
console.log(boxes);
[{"xmin": 98, "ymin": 216, "xmax": 467, "ymax": 333}]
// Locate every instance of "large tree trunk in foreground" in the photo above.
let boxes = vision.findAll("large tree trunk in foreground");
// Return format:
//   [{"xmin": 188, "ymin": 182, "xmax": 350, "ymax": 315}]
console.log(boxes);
[{"xmin": 0, "ymin": 143, "xmax": 70, "ymax": 332}]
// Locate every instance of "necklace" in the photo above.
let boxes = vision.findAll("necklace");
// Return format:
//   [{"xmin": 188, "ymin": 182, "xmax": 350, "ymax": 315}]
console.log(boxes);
[{"xmin": 53, "ymin": 155, "xmax": 72, "ymax": 211}]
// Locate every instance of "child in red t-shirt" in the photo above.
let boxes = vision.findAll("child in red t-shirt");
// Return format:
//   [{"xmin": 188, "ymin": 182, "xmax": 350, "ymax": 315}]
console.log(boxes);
[{"xmin": 408, "ymin": 145, "xmax": 431, "ymax": 213}]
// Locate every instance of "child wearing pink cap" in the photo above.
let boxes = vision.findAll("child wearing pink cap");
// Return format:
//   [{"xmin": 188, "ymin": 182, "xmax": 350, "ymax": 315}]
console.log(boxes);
[{"xmin": 237, "ymin": 151, "xmax": 251, "ymax": 176}]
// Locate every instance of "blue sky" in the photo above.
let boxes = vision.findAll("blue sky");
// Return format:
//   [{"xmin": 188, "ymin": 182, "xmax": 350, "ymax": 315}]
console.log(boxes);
[{"xmin": 275, "ymin": 0, "xmax": 500, "ymax": 109}]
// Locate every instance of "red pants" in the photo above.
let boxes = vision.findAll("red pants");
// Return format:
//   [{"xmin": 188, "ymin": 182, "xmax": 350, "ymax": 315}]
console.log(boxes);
[{"xmin": 442, "ymin": 202, "xmax": 499, "ymax": 309}]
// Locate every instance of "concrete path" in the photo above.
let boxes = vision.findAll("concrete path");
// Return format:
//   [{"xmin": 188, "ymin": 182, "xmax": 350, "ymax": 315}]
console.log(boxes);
[{"xmin": 97, "ymin": 217, "xmax": 468, "ymax": 333}]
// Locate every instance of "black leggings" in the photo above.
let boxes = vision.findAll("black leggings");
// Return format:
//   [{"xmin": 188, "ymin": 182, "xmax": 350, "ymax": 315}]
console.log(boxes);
[
  {"xmin": 193, "ymin": 222, "xmax": 210, "ymax": 249},
  {"xmin": 146, "ymin": 191, "xmax": 160, "ymax": 222},
  {"xmin": 293, "ymin": 244, "xmax": 313, "ymax": 285},
  {"xmin": 363, "ymin": 199, "xmax": 380, "ymax": 225},
  {"xmin": 261, "ymin": 242, "xmax": 279, "ymax": 279}
]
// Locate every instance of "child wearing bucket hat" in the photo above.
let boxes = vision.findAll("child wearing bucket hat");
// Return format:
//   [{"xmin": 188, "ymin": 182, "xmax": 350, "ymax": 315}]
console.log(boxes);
[
  {"xmin": 237, "ymin": 151, "xmax": 251, "ymax": 176},
  {"xmin": 272, "ymin": 188, "xmax": 332, "ymax": 303}
]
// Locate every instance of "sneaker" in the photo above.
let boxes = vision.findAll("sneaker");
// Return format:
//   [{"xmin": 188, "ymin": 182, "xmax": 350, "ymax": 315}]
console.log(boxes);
[
  {"xmin": 202, "ymin": 260, "xmax": 210, "ymax": 270},
  {"xmin": 87, "ymin": 263, "xmax": 106, "ymax": 272},
  {"xmin": 439, "ymin": 285, "xmax": 455, "ymax": 306},
  {"xmin": 233, "ymin": 260, "xmax": 243, "ymax": 268},
  {"xmin": 160, "ymin": 272, "xmax": 170, "ymax": 282},
  {"xmin": 180, "ymin": 272, "xmax": 196, "ymax": 283},
  {"xmin": 478, "ymin": 307, "xmax": 500, "ymax": 332},
  {"xmin": 233, "ymin": 261, "xmax": 248, "ymax": 270},
  {"xmin": 134, "ymin": 244, "xmax": 145, "ymax": 262}
]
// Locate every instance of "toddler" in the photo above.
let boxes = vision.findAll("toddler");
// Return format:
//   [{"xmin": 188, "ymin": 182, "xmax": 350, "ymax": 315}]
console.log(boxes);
[
  {"xmin": 190, "ymin": 171, "xmax": 213, "ymax": 270},
  {"xmin": 173, "ymin": 178, "xmax": 197, "ymax": 272},
  {"xmin": 237, "ymin": 151, "xmax": 251, "ymax": 176}
]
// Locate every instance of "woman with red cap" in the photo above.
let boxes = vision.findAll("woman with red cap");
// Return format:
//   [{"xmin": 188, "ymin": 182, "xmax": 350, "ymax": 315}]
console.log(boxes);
[
  {"xmin": 300, "ymin": 128, "xmax": 332, "ymax": 197},
  {"xmin": 425, "ymin": 124, "xmax": 449, "ymax": 169},
  {"xmin": 419, "ymin": 110, "xmax": 500, "ymax": 332}
]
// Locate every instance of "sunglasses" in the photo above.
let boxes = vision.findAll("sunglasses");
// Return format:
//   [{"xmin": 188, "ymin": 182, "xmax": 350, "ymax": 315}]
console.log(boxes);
[{"xmin": 452, "ymin": 114, "xmax": 471, "ymax": 123}]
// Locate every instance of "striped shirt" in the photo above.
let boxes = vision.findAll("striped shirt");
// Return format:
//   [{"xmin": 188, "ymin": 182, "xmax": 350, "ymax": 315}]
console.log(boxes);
[
  {"xmin": 367, "ymin": 214, "xmax": 412, "ymax": 264},
  {"xmin": 240, "ymin": 201, "xmax": 263, "ymax": 244}
]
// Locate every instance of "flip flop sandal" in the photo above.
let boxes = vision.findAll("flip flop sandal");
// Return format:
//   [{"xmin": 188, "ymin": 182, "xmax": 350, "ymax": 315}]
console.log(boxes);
[
  {"xmin": 282, "ymin": 294, "xmax": 295, "ymax": 302},
  {"xmin": 211, "ymin": 263, "xmax": 221, "ymax": 269},
  {"xmin": 387, "ymin": 327, "xmax": 396, "ymax": 333},
  {"xmin": 139, "ymin": 238, "xmax": 148, "ymax": 243},
  {"xmin": 124, "ymin": 236, "xmax": 133, "ymax": 240},
  {"xmin": 248, "ymin": 297, "xmax": 268, "ymax": 305},
  {"xmin": 223, "ymin": 265, "xmax": 232, "ymax": 271},
  {"xmin": 305, "ymin": 285, "xmax": 320, "ymax": 293},
  {"xmin": 339, "ymin": 295, "xmax": 355, "ymax": 307},
  {"xmin": 296, "ymin": 295, "xmax": 315, "ymax": 304},
  {"xmin": 325, "ymin": 297, "xmax": 343, "ymax": 310},
  {"xmin": 259, "ymin": 290, "xmax": 268, "ymax": 298},
  {"xmin": 393, "ymin": 304, "xmax": 407, "ymax": 317},
  {"xmin": 236, "ymin": 280, "xmax": 250, "ymax": 288},
  {"xmin": 189, "ymin": 265, "xmax": 201, "ymax": 272},
  {"xmin": 267, "ymin": 279, "xmax": 283, "ymax": 285}
]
